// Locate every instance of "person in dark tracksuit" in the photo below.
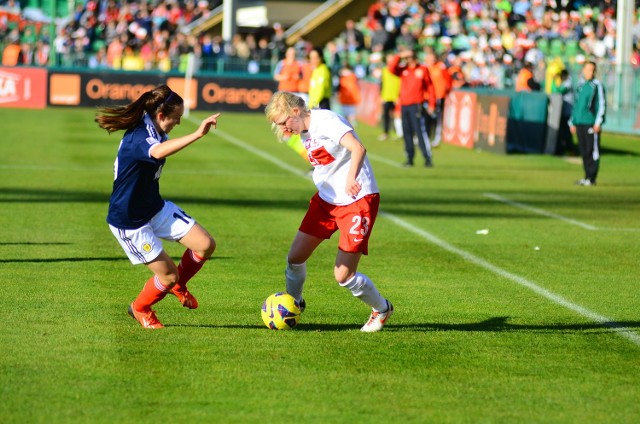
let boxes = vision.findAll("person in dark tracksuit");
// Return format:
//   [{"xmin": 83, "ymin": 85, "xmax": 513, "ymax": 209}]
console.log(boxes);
[
  {"xmin": 569, "ymin": 61, "xmax": 606, "ymax": 186},
  {"xmin": 388, "ymin": 48, "xmax": 437, "ymax": 168}
]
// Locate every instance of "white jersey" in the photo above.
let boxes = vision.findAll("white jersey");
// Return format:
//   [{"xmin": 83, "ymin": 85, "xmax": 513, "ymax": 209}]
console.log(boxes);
[{"xmin": 302, "ymin": 109, "xmax": 379, "ymax": 205}]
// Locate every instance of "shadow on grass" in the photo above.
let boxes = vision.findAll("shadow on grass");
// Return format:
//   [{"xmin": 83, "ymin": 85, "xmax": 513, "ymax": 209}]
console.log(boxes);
[
  {"xmin": 388, "ymin": 316, "xmax": 640, "ymax": 333},
  {"xmin": 0, "ymin": 256, "xmax": 231, "ymax": 263},
  {"xmin": 601, "ymin": 146, "xmax": 640, "ymax": 157},
  {"xmin": 0, "ymin": 242, "xmax": 72, "ymax": 245},
  {"xmin": 166, "ymin": 316, "xmax": 640, "ymax": 333},
  {"xmin": 3, "ymin": 187, "xmax": 638, "ymax": 224},
  {"xmin": 165, "ymin": 323, "xmax": 362, "ymax": 331}
]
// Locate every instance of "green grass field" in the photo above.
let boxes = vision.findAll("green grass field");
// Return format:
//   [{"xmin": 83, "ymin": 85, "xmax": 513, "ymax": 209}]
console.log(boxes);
[{"xmin": 1, "ymin": 106, "xmax": 639, "ymax": 423}]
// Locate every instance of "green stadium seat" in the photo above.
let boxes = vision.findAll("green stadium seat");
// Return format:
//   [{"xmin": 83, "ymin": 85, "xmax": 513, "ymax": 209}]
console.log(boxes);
[
  {"xmin": 347, "ymin": 50, "xmax": 359, "ymax": 67},
  {"xmin": 564, "ymin": 40, "xmax": 581, "ymax": 59},
  {"xmin": 549, "ymin": 39, "xmax": 564, "ymax": 58},
  {"xmin": 359, "ymin": 50, "xmax": 369, "ymax": 65},
  {"xmin": 536, "ymin": 38, "xmax": 550, "ymax": 56}
]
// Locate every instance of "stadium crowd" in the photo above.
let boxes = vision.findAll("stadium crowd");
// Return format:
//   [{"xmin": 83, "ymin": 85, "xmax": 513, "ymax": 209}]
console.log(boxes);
[{"xmin": 1, "ymin": 0, "xmax": 640, "ymax": 89}]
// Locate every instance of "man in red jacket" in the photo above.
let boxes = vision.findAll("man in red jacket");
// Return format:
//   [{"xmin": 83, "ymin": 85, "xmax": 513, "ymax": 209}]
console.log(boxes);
[
  {"xmin": 389, "ymin": 48, "xmax": 437, "ymax": 167},
  {"xmin": 424, "ymin": 50, "xmax": 452, "ymax": 148}
]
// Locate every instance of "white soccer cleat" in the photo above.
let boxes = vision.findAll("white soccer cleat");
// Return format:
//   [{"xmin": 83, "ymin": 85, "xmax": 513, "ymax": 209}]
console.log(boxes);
[{"xmin": 361, "ymin": 300, "xmax": 394, "ymax": 333}]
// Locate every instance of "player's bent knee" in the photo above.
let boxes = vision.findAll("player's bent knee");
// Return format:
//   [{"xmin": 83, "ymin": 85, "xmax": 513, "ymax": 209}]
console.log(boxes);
[
  {"xmin": 335, "ymin": 268, "xmax": 355, "ymax": 286},
  {"xmin": 159, "ymin": 272, "xmax": 180, "ymax": 288},
  {"xmin": 203, "ymin": 236, "xmax": 216, "ymax": 258}
]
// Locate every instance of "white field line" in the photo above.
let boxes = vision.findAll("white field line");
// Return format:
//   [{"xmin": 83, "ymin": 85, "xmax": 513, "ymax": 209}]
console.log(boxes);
[
  {"xmin": 366, "ymin": 152, "xmax": 404, "ymax": 168},
  {"xmin": 485, "ymin": 192, "xmax": 640, "ymax": 232},
  {"xmin": 381, "ymin": 212, "xmax": 640, "ymax": 346},
  {"xmin": 210, "ymin": 124, "xmax": 640, "ymax": 346},
  {"xmin": 484, "ymin": 192, "xmax": 598, "ymax": 230},
  {"xmin": 213, "ymin": 127, "xmax": 309, "ymax": 178}
]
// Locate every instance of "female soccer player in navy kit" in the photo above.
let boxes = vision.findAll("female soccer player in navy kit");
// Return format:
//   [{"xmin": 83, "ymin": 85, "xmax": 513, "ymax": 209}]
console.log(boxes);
[
  {"xmin": 265, "ymin": 91, "xmax": 393, "ymax": 332},
  {"xmin": 96, "ymin": 85, "xmax": 220, "ymax": 329}
]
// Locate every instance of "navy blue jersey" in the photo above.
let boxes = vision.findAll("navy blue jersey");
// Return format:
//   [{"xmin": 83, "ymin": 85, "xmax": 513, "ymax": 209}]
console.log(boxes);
[{"xmin": 107, "ymin": 114, "xmax": 168, "ymax": 229}]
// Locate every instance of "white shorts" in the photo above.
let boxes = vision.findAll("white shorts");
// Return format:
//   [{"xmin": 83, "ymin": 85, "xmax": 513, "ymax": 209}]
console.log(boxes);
[{"xmin": 109, "ymin": 201, "xmax": 196, "ymax": 265}]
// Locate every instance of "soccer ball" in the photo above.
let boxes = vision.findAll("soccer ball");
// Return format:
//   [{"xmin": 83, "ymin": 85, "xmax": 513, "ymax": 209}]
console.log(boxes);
[{"xmin": 261, "ymin": 292, "xmax": 301, "ymax": 330}]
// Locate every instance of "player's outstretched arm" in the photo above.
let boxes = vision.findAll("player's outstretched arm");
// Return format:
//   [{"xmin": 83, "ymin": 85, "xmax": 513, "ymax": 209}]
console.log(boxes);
[{"xmin": 152, "ymin": 113, "xmax": 221, "ymax": 159}]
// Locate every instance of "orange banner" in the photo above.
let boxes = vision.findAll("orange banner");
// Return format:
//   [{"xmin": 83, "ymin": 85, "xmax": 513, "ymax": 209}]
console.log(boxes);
[
  {"xmin": 442, "ymin": 91, "xmax": 477, "ymax": 149},
  {"xmin": 0, "ymin": 67, "xmax": 47, "ymax": 109}
]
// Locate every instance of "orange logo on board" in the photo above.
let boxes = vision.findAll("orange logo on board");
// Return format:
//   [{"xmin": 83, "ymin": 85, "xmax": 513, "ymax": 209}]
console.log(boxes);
[{"xmin": 50, "ymin": 74, "xmax": 81, "ymax": 105}]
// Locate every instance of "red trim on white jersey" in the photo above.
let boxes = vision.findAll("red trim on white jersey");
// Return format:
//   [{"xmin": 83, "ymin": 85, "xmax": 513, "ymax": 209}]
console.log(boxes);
[{"xmin": 304, "ymin": 109, "xmax": 379, "ymax": 205}]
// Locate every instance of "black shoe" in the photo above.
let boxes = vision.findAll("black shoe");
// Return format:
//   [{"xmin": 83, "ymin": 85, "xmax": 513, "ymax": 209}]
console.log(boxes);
[
  {"xmin": 425, "ymin": 160, "xmax": 433, "ymax": 168},
  {"xmin": 402, "ymin": 162, "xmax": 414, "ymax": 168},
  {"xmin": 298, "ymin": 298, "xmax": 306, "ymax": 313}
]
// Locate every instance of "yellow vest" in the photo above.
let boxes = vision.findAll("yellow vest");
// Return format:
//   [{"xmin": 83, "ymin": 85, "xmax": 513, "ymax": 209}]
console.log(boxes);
[
  {"xmin": 308, "ymin": 63, "xmax": 332, "ymax": 109},
  {"xmin": 380, "ymin": 67, "xmax": 401, "ymax": 102}
]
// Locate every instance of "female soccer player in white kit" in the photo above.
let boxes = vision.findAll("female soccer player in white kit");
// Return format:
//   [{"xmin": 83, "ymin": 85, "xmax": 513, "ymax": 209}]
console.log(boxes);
[{"xmin": 265, "ymin": 91, "xmax": 393, "ymax": 332}]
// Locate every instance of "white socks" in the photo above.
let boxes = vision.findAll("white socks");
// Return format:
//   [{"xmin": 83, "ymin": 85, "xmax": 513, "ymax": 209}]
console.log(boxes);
[
  {"xmin": 340, "ymin": 272, "xmax": 387, "ymax": 312},
  {"xmin": 287, "ymin": 264, "xmax": 387, "ymax": 312},
  {"xmin": 394, "ymin": 117, "xmax": 403, "ymax": 137},
  {"xmin": 285, "ymin": 261, "xmax": 306, "ymax": 302},
  {"xmin": 393, "ymin": 118, "xmax": 402, "ymax": 137}
]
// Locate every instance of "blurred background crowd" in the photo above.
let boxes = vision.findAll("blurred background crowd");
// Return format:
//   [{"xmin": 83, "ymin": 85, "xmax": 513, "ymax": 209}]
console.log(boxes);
[{"xmin": 1, "ymin": 0, "xmax": 640, "ymax": 91}]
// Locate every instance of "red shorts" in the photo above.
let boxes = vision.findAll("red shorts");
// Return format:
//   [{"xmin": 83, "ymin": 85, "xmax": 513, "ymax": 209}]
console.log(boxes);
[{"xmin": 299, "ymin": 193, "xmax": 380, "ymax": 255}]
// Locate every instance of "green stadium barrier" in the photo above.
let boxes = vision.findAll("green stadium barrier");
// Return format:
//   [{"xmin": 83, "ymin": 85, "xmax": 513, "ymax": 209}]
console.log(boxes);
[{"xmin": 506, "ymin": 91, "xmax": 549, "ymax": 153}]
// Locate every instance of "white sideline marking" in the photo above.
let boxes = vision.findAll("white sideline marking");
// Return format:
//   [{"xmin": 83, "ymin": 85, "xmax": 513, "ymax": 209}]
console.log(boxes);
[
  {"xmin": 209, "ymin": 122, "xmax": 640, "ymax": 346},
  {"xmin": 382, "ymin": 212, "xmax": 640, "ymax": 346},
  {"xmin": 216, "ymin": 130, "xmax": 309, "ymax": 178},
  {"xmin": 485, "ymin": 193, "xmax": 640, "ymax": 232},
  {"xmin": 484, "ymin": 193, "xmax": 598, "ymax": 230},
  {"xmin": 367, "ymin": 152, "xmax": 404, "ymax": 168}
]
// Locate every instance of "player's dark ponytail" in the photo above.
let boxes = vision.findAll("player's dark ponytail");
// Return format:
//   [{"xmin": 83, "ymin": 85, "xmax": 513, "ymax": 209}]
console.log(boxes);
[{"xmin": 95, "ymin": 85, "xmax": 183, "ymax": 134}]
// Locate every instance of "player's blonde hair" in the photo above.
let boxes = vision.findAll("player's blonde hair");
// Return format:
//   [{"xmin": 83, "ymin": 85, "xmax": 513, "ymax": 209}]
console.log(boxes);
[{"xmin": 265, "ymin": 91, "xmax": 309, "ymax": 140}]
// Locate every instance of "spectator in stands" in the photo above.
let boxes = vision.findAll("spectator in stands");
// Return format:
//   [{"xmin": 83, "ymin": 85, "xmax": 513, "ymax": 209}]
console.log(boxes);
[
  {"xmin": 274, "ymin": 46, "xmax": 302, "ymax": 95},
  {"xmin": 323, "ymin": 40, "xmax": 343, "ymax": 80},
  {"xmin": 515, "ymin": 61, "xmax": 540, "ymax": 92},
  {"xmin": 252, "ymin": 36, "xmax": 272, "ymax": 73},
  {"xmin": 1, "ymin": 0, "xmax": 21, "ymax": 17},
  {"xmin": 88, "ymin": 45, "xmax": 108, "ymax": 69},
  {"xmin": 33, "ymin": 39, "xmax": 49, "ymax": 67},
  {"xmin": 447, "ymin": 54, "xmax": 467, "ymax": 89},
  {"xmin": 579, "ymin": 25, "xmax": 606, "ymax": 59},
  {"xmin": 340, "ymin": 19, "xmax": 365, "ymax": 52},
  {"xmin": 369, "ymin": 18, "xmax": 391, "ymax": 52},
  {"xmin": 389, "ymin": 48, "xmax": 436, "ymax": 168},
  {"xmin": 500, "ymin": 54, "xmax": 516, "ymax": 89},
  {"xmin": 269, "ymin": 22, "xmax": 286, "ymax": 60},
  {"xmin": 395, "ymin": 22, "xmax": 417, "ymax": 51},
  {"xmin": 0, "ymin": 0, "xmax": 627, "ymax": 110},
  {"xmin": 632, "ymin": 43, "xmax": 640, "ymax": 69},
  {"xmin": 106, "ymin": 33, "xmax": 126, "ymax": 68},
  {"xmin": 569, "ymin": 60, "xmax": 606, "ymax": 186},
  {"xmin": 200, "ymin": 34, "xmax": 224, "ymax": 70},
  {"xmin": 337, "ymin": 62, "xmax": 361, "ymax": 126},
  {"xmin": 2, "ymin": 35, "xmax": 22, "ymax": 66}
]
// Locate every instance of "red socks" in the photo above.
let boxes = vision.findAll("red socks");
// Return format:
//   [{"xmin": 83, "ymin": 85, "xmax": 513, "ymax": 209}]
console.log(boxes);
[
  {"xmin": 174, "ymin": 249, "xmax": 206, "ymax": 294},
  {"xmin": 133, "ymin": 250, "xmax": 207, "ymax": 311},
  {"xmin": 133, "ymin": 275, "xmax": 170, "ymax": 312}
]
